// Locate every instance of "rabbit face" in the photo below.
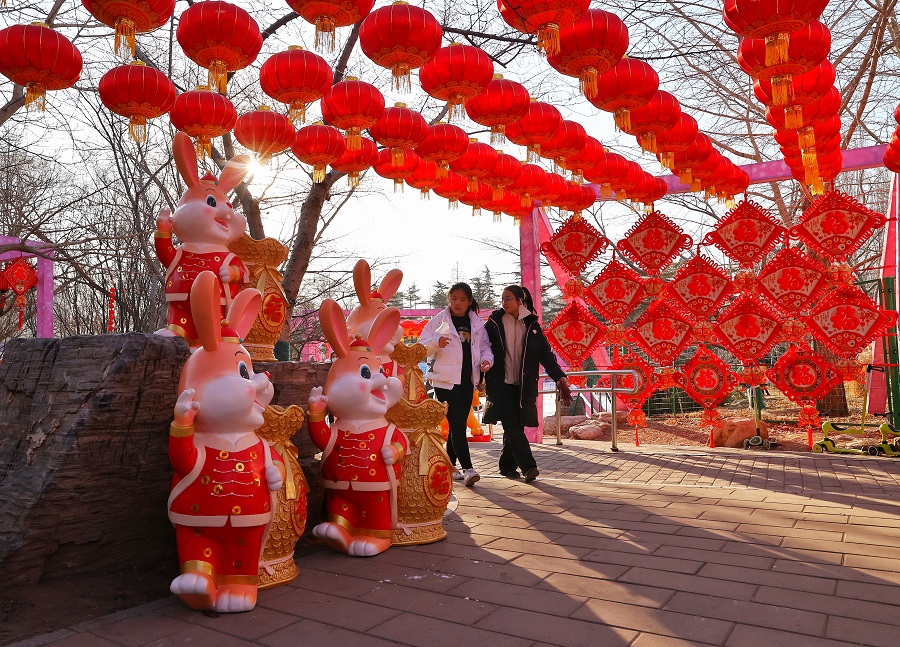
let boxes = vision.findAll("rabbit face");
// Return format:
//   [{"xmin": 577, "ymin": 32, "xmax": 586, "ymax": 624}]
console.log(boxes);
[
  {"xmin": 323, "ymin": 349, "xmax": 403, "ymax": 421},
  {"xmin": 173, "ymin": 186, "xmax": 247, "ymax": 247}
]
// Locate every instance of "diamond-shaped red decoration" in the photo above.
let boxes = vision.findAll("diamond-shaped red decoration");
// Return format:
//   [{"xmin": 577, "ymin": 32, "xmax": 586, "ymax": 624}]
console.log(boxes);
[
  {"xmin": 674, "ymin": 345, "xmax": 740, "ymax": 409},
  {"xmin": 766, "ymin": 345, "xmax": 842, "ymax": 407},
  {"xmin": 540, "ymin": 215, "xmax": 610, "ymax": 276},
  {"xmin": 616, "ymin": 211, "xmax": 693, "ymax": 276},
  {"xmin": 666, "ymin": 255, "xmax": 732, "ymax": 320},
  {"xmin": 802, "ymin": 285, "xmax": 898, "ymax": 359},
  {"xmin": 756, "ymin": 246, "xmax": 828, "ymax": 316},
  {"xmin": 607, "ymin": 354, "xmax": 656, "ymax": 410},
  {"xmin": 626, "ymin": 301, "xmax": 692, "ymax": 365},
  {"xmin": 2, "ymin": 258, "xmax": 38, "ymax": 296},
  {"xmin": 714, "ymin": 293, "xmax": 783, "ymax": 364},
  {"xmin": 789, "ymin": 190, "xmax": 887, "ymax": 262},
  {"xmin": 701, "ymin": 200, "xmax": 786, "ymax": 268},
  {"xmin": 584, "ymin": 260, "xmax": 646, "ymax": 323},
  {"xmin": 545, "ymin": 300, "xmax": 607, "ymax": 366}
]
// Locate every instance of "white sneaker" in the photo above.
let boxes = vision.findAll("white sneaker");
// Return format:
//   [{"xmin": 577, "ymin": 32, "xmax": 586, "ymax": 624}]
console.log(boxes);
[
  {"xmin": 462, "ymin": 468, "xmax": 481, "ymax": 487},
  {"xmin": 452, "ymin": 470, "xmax": 464, "ymax": 481}
]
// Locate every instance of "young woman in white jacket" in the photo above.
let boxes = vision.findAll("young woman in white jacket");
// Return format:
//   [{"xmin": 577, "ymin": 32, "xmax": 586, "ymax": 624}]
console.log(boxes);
[{"xmin": 419, "ymin": 283, "xmax": 494, "ymax": 487}]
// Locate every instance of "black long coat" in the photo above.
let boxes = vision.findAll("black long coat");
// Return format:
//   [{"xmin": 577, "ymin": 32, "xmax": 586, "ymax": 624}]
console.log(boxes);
[{"xmin": 482, "ymin": 309, "xmax": 566, "ymax": 428}]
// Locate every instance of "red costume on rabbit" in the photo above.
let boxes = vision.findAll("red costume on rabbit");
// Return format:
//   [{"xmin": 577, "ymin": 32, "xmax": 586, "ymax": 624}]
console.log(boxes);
[
  {"xmin": 346, "ymin": 259, "xmax": 404, "ymax": 379},
  {"xmin": 155, "ymin": 131, "xmax": 250, "ymax": 345},
  {"xmin": 307, "ymin": 300, "xmax": 407, "ymax": 557},
  {"xmin": 168, "ymin": 271, "xmax": 286, "ymax": 613}
]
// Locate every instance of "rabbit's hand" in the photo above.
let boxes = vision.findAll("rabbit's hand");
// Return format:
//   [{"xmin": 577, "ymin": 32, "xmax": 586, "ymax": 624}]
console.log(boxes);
[
  {"xmin": 219, "ymin": 264, "xmax": 238, "ymax": 284},
  {"xmin": 381, "ymin": 444, "xmax": 401, "ymax": 466},
  {"xmin": 156, "ymin": 208, "xmax": 173, "ymax": 234},
  {"xmin": 265, "ymin": 464, "xmax": 285, "ymax": 491},
  {"xmin": 308, "ymin": 386, "xmax": 328, "ymax": 415},
  {"xmin": 174, "ymin": 389, "xmax": 200, "ymax": 426}
]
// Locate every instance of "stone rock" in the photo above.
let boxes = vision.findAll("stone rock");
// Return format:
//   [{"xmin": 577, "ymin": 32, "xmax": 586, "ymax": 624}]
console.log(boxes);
[
  {"xmin": 568, "ymin": 421, "xmax": 612, "ymax": 441},
  {"xmin": 594, "ymin": 410, "xmax": 630, "ymax": 425},
  {"xmin": 542, "ymin": 415, "xmax": 589, "ymax": 436},
  {"xmin": 713, "ymin": 418, "xmax": 769, "ymax": 448}
]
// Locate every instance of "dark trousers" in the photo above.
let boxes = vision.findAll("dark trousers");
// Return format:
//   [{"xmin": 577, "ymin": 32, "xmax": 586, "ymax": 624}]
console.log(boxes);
[
  {"xmin": 434, "ymin": 383, "xmax": 475, "ymax": 470},
  {"xmin": 495, "ymin": 383, "xmax": 538, "ymax": 474}
]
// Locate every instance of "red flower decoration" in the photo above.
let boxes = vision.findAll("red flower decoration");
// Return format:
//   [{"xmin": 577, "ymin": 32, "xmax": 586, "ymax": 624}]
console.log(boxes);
[
  {"xmin": 802, "ymin": 285, "xmax": 898, "ymax": 359},
  {"xmin": 627, "ymin": 301, "xmax": 692, "ymax": 364},
  {"xmin": 666, "ymin": 254, "xmax": 732, "ymax": 320},
  {"xmin": 584, "ymin": 260, "xmax": 646, "ymax": 323},
  {"xmin": 756, "ymin": 246, "xmax": 827, "ymax": 315},
  {"xmin": 701, "ymin": 199, "xmax": 785, "ymax": 268},
  {"xmin": 540, "ymin": 215, "xmax": 610, "ymax": 276},
  {"xmin": 789, "ymin": 190, "xmax": 886, "ymax": 262},
  {"xmin": 714, "ymin": 293, "xmax": 783, "ymax": 364},
  {"xmin": 616, "ymin": 210, "xmax": 693, "ymax": 276}
]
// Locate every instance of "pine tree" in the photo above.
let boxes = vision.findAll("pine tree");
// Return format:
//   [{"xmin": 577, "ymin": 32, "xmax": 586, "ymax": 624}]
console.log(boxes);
[
  {"xmin": 480, "ymin": 266, "xmax": 498, "ymax": 311},
  {"xmin": 429, "ymin": 281, "xmax": 449, "ymax": 308},
  {"xmin": 405, "ymin": 282, "xmax": 421, "ymax": 308},
  {"xmin": 387, "ymin": 289, "xmax": 405, "ymax": 308}
]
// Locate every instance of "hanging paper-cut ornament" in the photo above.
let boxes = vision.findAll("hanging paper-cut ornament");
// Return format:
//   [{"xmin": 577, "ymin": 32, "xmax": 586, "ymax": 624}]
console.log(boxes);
[
  {"xmin": 674, "ymin": 345, "xmax": 740, "ymax": 437},
  {"xmin": 616, "ymin": 211, "xmax": 693, "ymax": 276},
  {"xmin": 803, "ymin": 285, "xmax": 898, "ymax": 360},
  {"xmin": 701, "ymin": 200, "xmax": 786, "ymax": 268},
  {"xmin": 715, "ymin": 292, "xmax": 783, "ymax": 364},
  {"xmin": 606, "ymin": 354, "xmax": 655, "ymax": 430},
  {"xmin": 627, "ymin": 301, "xmax": 692, "ymax": 365},
  {"xmin": 665, "ymin": 255, "xmax": 732, "ymax": 320},
  {"xmin": 539, "ymin": 216, "xmax": 610, "ymax": 276},
  {"xmin": 2, "ymin": 258, "xmax": 38, "ymax": 330},
  {"xmin": 789, "ymin": 190, "xmax": 887, "ymax": 262},
  {"xmin": 756, "ymin": 246, "xmax": 827, "ymax": 315},
  {"xmin": 545, "ymin": 301, "xmax": 607, "ymax": 369}
]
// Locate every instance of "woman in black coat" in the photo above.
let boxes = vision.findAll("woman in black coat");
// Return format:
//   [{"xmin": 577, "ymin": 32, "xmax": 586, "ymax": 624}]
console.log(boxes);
[{"xmin": 483, "ymin": 285, "xmax": 572, "ymax": 483}]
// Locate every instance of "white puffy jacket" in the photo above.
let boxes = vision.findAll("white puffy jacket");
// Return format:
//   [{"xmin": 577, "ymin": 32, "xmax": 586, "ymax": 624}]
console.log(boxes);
[{"xmin": 420, "ymin": 308, "xmax": 494, "ymax": 390}]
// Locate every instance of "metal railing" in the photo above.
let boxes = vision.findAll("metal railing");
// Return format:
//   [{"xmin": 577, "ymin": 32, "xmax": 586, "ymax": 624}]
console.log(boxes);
[{"xmin": 539, "ymin": 369, "xmax": 640, "ymax": 451}]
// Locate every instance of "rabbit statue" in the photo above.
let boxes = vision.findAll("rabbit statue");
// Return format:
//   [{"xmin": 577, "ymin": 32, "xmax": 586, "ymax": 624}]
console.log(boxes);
[
  {"xmin": 155, "ymin": 131, "xmax": 251, "ymax": 346},
  {"xmin": 346, "ymin": 258, "xmax": 404, "ymax": 377},
  {"xmin": 167, "ymin": 270, "xmax": 286, "ymax": 612},
  {"xmin": 307, "ymin": 299, "xmax": 407, "ymax": 557}
]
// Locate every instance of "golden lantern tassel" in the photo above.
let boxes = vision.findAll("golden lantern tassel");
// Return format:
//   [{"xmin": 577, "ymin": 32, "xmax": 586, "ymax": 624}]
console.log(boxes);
[
  {"xmin": 538, "ymin": 23, "xmax": 561, "ymax": 56},
  {"xmin": 492, "ymin": 185, "xmax": 503, "ymax": 200},
  {"xmin": 513, "ymin": 214, "xmax": 522, "ymax": 226},
  {"xmin": 128, "ymin": 116, "xmax": 148, "ymax": 144},
  {"xmin": 580, "ymin": 67, "xmax": 598, "ymax": 100},
  {"xmin": 573, "ymin": 211, "xmax": 583, "ymax": 221},
  {"xmin": 765, "ymin": 32, "xmax": 790, "ymax": 66},
  {"xmin": 467, "ymin": 177, "xmax": 479, "ymax": 192},
  {"xmin": 617, "ymin": 189, "xmax": 627, "ymax": 201},
  {"xmin": 393, "ymin": 178, "xmax": 403, "ymax": 192},
  {"xmin": 348, "ymin": 172, "xmax": 360, "ymax": 188},
  {"xmin": 520, "ymin": 192, "xmax": 531, "ymax": 206},
  {"xmin": 600, "ymin": 183, "xmax": 612, "ymax": 198},
  {"xmin": 195, "ymin": 136, "xmax": 211, "ymax": 159},
  {"xmin": 804, "ymin": 156, "xmax": 820, "ymax": 185},
  {"xmin": 472, "ymin": 206, "xmax": 481, "ymax": 217},
  {"xmin": 114, "ymin": 18, "xmax": 137, "ymax": 58},
  {"xmin": 726, "ymin": 196, "xmax": 736, "ymax": 209},
  {"xmin": 527, "ymin": 144, "xmax": 540, "ymax": 162},
  {"xmin": 208, "ymin": 60, "xmax": 229, "ymax": 94},
  {"xmin": 436, "ymin": 162, "xmax": 448, "ymax": 179},
  {"xmin": 771, "ymin": 75, "xmax": 794, "ymax": 106},
  {"xmin": 690, "ymin": 178, "xmax": 702, "ymax": 192},
  {"xmin": 449, "ymin": 198, "xmax": 459, "ymax": 210},
  {"xmin": 573, "ymin": 170, "xmax": 584, "ymax": 184},
  {"xmin": 392, "ymin": 63, "xmax": 412, "ymax": 93},
  {"xmin": 25, "ymin": 83, "xmax": 46, "ymax": 111},
  {"xmin": 289, "ymin": 101, "xmax": 307, "ymax": 125},
  {"xmin": 639, "ymin": 132, "xmax": 658, "ymax": 154},
  {"xmin": 313, "ymin": 164, "xmax": 327, "ymax": 183},
  {"xmin": 660, "ymin": 151, "xmax": 674, "ymax": 169},
  {"xmin": 315, "ymin": 16, "xmax": 336, "ymax": 52},
  {"xmin": 346, "ymin": 127, "xmax": 361, "ymax": 151},
  {"xmin": 785, "ymin": 105, "xmax": 804, "ymax": 129},
  {"xmin": 391, "ymin": 147, "xmax": 406, "ymax": 168},
  {"xmin": 491, "ymin": 126, "xmax": 506, "ymax": 145},
  {"xmin": 802, "ymin": 147, "xmax": 818, "ymax": 174},
  {"xmin": 810, "ymin": 176, "xmax": 825, "ymax": 196},
  {"xmin": 614, "ymin": 108, "xmax": 631, "ymax": 132},
  {"xmin": 421, "ymin": 189, "xmax": 430, "ymax": 200},
  {"xmin": 493, "ymin": 210, "xmax": 502, "ymax": 222},
  {"xmin": 449, "ymin": 97, "xmax": 465, "ymax": 122},
  {"xmin": 678, "ymin": 168, "xmax": 692, "ymax": 185},
  {"xmin": 798, "ymin": 127, "xmax": 816, "ymax": 151}
]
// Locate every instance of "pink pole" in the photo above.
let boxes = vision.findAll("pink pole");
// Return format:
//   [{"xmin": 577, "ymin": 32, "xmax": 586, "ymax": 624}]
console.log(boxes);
[
  {"xmin": 520, "ymin": 207, "xmax": 544, "ymax": 443},
  {"xmin": 0, "ymin": 236, "xmax": 54, "ymax": 338},
  {"xmin": 869, "ymin": 173, "xmax": 899, "ymax": 413}
]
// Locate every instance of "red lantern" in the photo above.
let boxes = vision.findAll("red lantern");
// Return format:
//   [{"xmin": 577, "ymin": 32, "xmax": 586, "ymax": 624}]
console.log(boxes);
[
  {"xmin": 373, "ymin": 146, "xmax": 419, "ymax": 192},
  {"xmin": 464, "ymin": 74, "xmax": 531, "ymax": 144},
  {"xmin": 723, "ymin": 0, "xmax": 829, "ymax": 65},
  {"xmin": 449, "ymin": 140, "xmax": 500, "ymax": 192},
  {"xmin": 497, "ymin": 0, "xmax": 590, "ymax": 56},
  {"xmin": 547, "ymin": 9, "xmax": 628, "ymax": 99},
  {"xmin": 691, "ymin": 152, "xmax": 727, "ymax": 195},
  {"xmin": 505, "ymin": 100, "xmax": 563, "ymax": 162},
  {"xmin": 176, "ymin": 1, "xmax": 263, "ymax": 94},
  {"xmin": 98, "ymin": 61, "xmax": 176, "ymax": 143},
  {"xmin": 560, "ymin": 136, "xmax": 605, "ymax": 184},
  {"xmin": 286, "ymin": 0, "xmax": 375, "ymax": 52},
  {"xmin": 656, "ymin": 115, "xmax": 699, "ymax": 170},
  {"xmin": 669, "ymin": 134, "xmax": 713, "ymax": 185},
  {"xmin": 557, "ymin": 183, "xmax": 597, "ymax": 219},
  {"xmin": 502, "ymin": 191, "xmax": 536, "ymax": 223},
  {"xmin": 81, "ymin": 0, "xmax": 175, "ymax": 57},
  {"xmin": 484, "ymin": 188, "xmax": 514, "ymax": 222},
  {"xmin": 419, "ymin": 44, "xmax": 494, "ymax": 121},
  {"xmin": 260, "ymin": 47, "xmax": 333, "ymax": 125},
  {"xmin": 169, "ymin": 88, "xmax": 238, "ymax": 157},
  {"xmin": 507, "ymin": 163, "xmax": 548, "ymax": 207},
  {"xmin": 405, "ymin": 158, "xmax": 441, "ymax": 198},
  {"xmin": 615, "ymin": 161, "xmax": 648, "ymax": 201},
  {"xmin": 590, "ymin": 58, "xmax": 659, "ymax": 132},
  {"xmin": 483, "ymin": 152, "xmax": 522, "ymax": 200},
  {"xmin": 369, "ymin": 102, "xmax": 429, "ymax": 169},
  {"xmin": 540, "ymin": 215, "xmax": 609, "ymax": 275},
  {"xmin": 539, "ymin": 120, "xmax": 588, "ymax": 168},
  {"xmin": 531, "ymin": 171, "xmax": 568, "ymax": 208},
  {"xmin": 292, "ymin": 123, "xmax": 346, "ymax": 182},
  {"xmin": 0, "ymin": 23, "xmax": 82, "ymax": 111},
  {"xmin": 623, "ymin": 91, "xmax": 681, "ymax": 154},
  {"xmin": 617, "ymin": 210, "xmax": 693, "ymax": 276},
  {"xmin": 754, "ymin": 59, "xmax": 835, "ymax": 113},
  {"xmin": 459, "ymin": 183, "xmax": 494, "ymax": 218},
  {"xmin": 234, "ymin": 107, "xmax": 296, "ymax": 159},
  {"xmin": 359, "ymin": 1, "xmax": 442, "ymax": 91},
  {"xmin": 766, "ymin": 86, "xmax": 840, "ymax": 131},
  {"xmin": 433, "ymin": 171, "xmax": 469, "ymax": 209},
  {"xmin": 414, "ymin": 123, "xmax": 469, "ymax": 179},
  {"xmin": 320, "ymin": 76, "xmax": 384, "ymax": 150},
  {"xmin": 583, "ymin": 152, "xmax": 629, "ymax": 198},
  {"xmin": 331, "ymin": 136, "xmax": 378, "ymax": 188}
]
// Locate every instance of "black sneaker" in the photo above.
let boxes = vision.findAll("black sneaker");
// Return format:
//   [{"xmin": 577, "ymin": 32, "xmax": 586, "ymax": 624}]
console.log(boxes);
[
  {"xmin": 523, "ymin": 467, "xmax": 540, "ymax": 483},
  {"xmin": 499, "ymin": 469, "xmax": 521, "ymax": 480}
]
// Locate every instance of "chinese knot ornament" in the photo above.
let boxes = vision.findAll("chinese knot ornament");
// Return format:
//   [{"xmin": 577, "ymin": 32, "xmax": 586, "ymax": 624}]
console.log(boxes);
[
  {"xmin": 665, "ymin": 254, "xmax": 732, "ymax": 320},
  {"xmin": 674, "ymin": 345, "xmax": 740, "ymax": 437},
  {"xmin": 2, "ymin": 258, "xmax": 38, "ymax": 330},
  {"xmin": 627, "ymin": 301, "xmax": 692, "ymax": 366},
  {"xmin": 789, "ymin": 190, "xmax": 887, "ymax": 262},
  {"xmin": 714, "ymin": 292, "xmax": 783, "ymax": 365},
  {"xmin": 545, "ymin": 300, "xmax": 607, "ymax": 374},
  {"xmin": 701, "ymin": 200, "xmax": 786, "ymax": 269},
  {"xmin": 584, "ymin": 260, "xmax": 645, "ymax": 324},
  {"xmin": 755, "ymin": 246, "xmax": 827, "ymax": 316},
  {"xmin": 803, "ymin": 285, "xmax": 897, "ymax": 360},
  {"xmin": 540, "ymin": 216, "xmax": 610, "ymax": 276},
  {"xmin": 616, "ymin": 211, "xmax": 693, "ymax": 276},
  {"xmin": 608, "ymin": 354, "xmax": 655, "ymax": 430}
]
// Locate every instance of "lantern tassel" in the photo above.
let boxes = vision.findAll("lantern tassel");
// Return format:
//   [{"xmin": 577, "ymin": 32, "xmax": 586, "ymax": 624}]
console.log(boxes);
[
  {"xmin": 765, "ymin": 32, "xmax": 790, "ymax": 66},
  {"xmin": 798, "ymin": 127, "xmax": 816, "ymax": 151},
  {"xmin": 659, "ymin": 151, "xmax": 674, "ymax": 170},
  {"xmin": 490, "ymin": 126, "xmax": 506, "ymax": 145},
  {"xmin": 513, "ymin": 214, "xmax": 521, "ymax": 226},
  {"xmin": 613, "ymin": 108, "xmax": 631, "ymax": 132},
  {"xmin": 802, "ymin": 147, "xmax": 819, "ymax": 174},
  {"xmin": 391, "ymin": 147, "xmax": 406, "ymax": 169},
  {"xmin": 313, "ymin": 164, "xmax": 326, "ymax": 183},
  {"xmin": 467, "ymin": 177, "xmax": 479, "ymax": 193},
  {"xmin": 492, "ymin": 186, "xmax": 503, "ymax": 200},
  {"xmin": 771, "ymin": 75, "xmax": 794, "ymax": 107},
  {"xmin": 289, "ymin": 101, "xmax": 307, "ymax": 125},
  {"xmin": 15, "ymin": 294, "xmax": 25, "ymax": 330},
  {"xmin": 114, "ymin": 18, "xmax": 137, "ymax": 58},
  {"xmin": 348, "ymin": 172, "xmax": 360, "ymax": 188},
  {"xmin": 436, "ymin": 162, "xmax": 448, "ymax": 179},
  {"xmin": 420, "ymin": 189, "xmax": 430, "ymax": 200},
  {"xmin": 600, "ymin": 183, "xmax": 612, "ymax": 198},
  {"xmin": 616, "ymin": 189, "xmax": 627, "ymax": 201},
  {"xmin": 448, "ymin": 97, "xmax": 465, "ymax": 122},
  {"xmin": 128, "ymin": 116, "xmax": 148, "ymax": 144},
  {"xmin": 580, "ymin": 67, "xmax": 598, "ymax": 100},
  {"xmin": 785, "ymin": 105, "xmax": 804, "ymax": 129},
  {"xmin": 678, "ymin": 168, "xmax": 692, "ymax": 185},
  {"xmin": 492, "ymin": 210, "xmax": 501, "ymax": 222},
  {"xmin": 537, "ymin": 23, "xmax": 561, "ymax": 56},
  {"xmin": 345, "ymin": 127, "xmax": 361, "ymax": 151},
  {"xmin": 527, "ymin": 144, "xmax": 540, "ymax": 163},
  {"xmin": 315, "ymin": 16, "xmax": 336, "ymax": 52},
  {"xmin": 195, "ymin": 135, "xmax": 212, "ymax": 159},
  {"xmin": 472, "ymin": 206, "xmax": 481, "ymax": 217},
  {"xmin": 520, "ymin": 193, "xmax": 531, "ymax": 207},
  {"xmin": 392, "ymin": 64, "xmax": 412, "ymax": 93},
  {"xmin": 690, "ymin": 178, "xmax": 702, "ymax": 192},
  {"xmin": 448, "ymin": 198, "xmax": 459, "ymax": 210},
  {"xmin": 639, "ymin": 132, "xmax": 658, "ymax": 154},
  {"xmin": 208, "ymin": 60, "xmax": 229, "ymax": 94},
  {"xmin": 25, "ymin": 83, "xmax": 46, "ymax": 112},
  {"xmin": 393, "ymin": 178, "xmax": 403, "ymax": 193}
]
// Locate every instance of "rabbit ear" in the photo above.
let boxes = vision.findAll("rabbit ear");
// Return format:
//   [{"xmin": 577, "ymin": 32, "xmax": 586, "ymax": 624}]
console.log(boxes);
[
  {"xmin": 218, "ymin": 155, "xmax": 250, "ymax": 194},
  {"xmin": 367, "ymin": 307, "xmax": 401, "ymax": 356},
  {"xmin": 226, "ymin": 288, "xmax": 261, "ymax": 339},
  {"xmin": 319, "ymin": 299, "xmax": 351, "ymax": 358},
  {"xmin": 378, "ymin": 269, "xmax": 403, "ymax": 301},
  {"xmin": 191, "ymin": 271, "xmax": 222, "ymax": 352},
  {"xmin": 173, "ymin": 131, "xmax": 199, "ymax": 189},
  {"xmin": 353, "ymin": 259, "xmax": 371, "ymax": 307}
]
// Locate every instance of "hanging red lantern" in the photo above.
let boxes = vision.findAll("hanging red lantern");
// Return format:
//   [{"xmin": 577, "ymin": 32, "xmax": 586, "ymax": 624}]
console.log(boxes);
[
  {"xmin": 359, "ymin": 1, "xmax": 442, "ymax": 91},
  {"xmin": 234, "ymin": 106, "xmax": 296, "ymax": 159},
  {"xmin": 557, "ymin": 183, "xmax": 597, "ymax": 219},
  {"xmin": 373, "ymin": 146, "xmax": 419, "ymax": 192},
  {"xmin": 484, "ymin": 188, "xmax": 514, "ymax": 222},
  {"xmin": 669, "ymin": 134, "xmax": 713, "ymax": 186},
  {"xmin": 502, "ymin": 191, "xmax": 535, "ymax": 223},
  {"xmin": 369, "ymin": 102, "xmax": 429, "ymax": 169},
  {"xmin": 723, "ymin": 0, "xmax": 829, "ymax": 66},
  {"xmin": 292, "ymin": 123, "xmax": 346, "ymax": 182},
  {"xmin": 507, "ymin": 162, "xmax": 548, "ymax": 207},
  {"xmin": 623, "ymin": 91, "xmax": 681, "ymax": 154},
  {"xmin": 414, "ymin": 123, "xmax": 469, "ymax": 179},
  {"xmin": 547, "ymin": 9, "xmax": 628, "ymax": 100},
  {"xmin": 169, "ymin": 88, "xmax": 238, "ymax": 157},
  {"xmin": 176, "ymin": 1, "xmax": 263, "ymax": 94},
  {"xmin": 655, "ymin": 115, "xmax": 699, "ymax": 170},
  {"xmin": 320, "ymin": 76, "xmax": 384, "ymax": 150},
  {"xmin": 98, "ymin": 61, "xmax": 176, "ymax": 143},
  {"xmin": 560, "ymin": 136, "xmax": 605, "ymax": 184},
  {"xmin": 615, "ymin": 161, "xmax": 648, "ymax": 201},
  {"xmin": 433, "ymin": 171, "xmax": 469, "ymax": 209},
  {"xmin": 505, "ymin": 100, "xmax": 563, "ymax": 162},
  {"xmin": 260, "ymin": 46, "xmax": 333, "ymax": 125},
  {"xmin": 448, "ymin": 140, "xmax": 500, "ymax": 192},
  {"xmin": 691, "ymin": 152, "xmax": 728, "ymax": 195},
  {"xmin": 331, "ymin": 136, "xmax": 378, "ymax": 188},
  {"xmin": 531, "ymin": 171, "xmax": 568, "ymax": 208},
  {"xmin": 286, "ymin": 0, "xmax": 375, "ymax": 52},
  {"xmin": 754, "ymin": 59, "xmax": 836, "ymax": 116},
  {"xmin": 539, "ymin": 119, "xmax": 588, "ymax": 169},
  {"xmin": 0, "ymin": 23, "xmax": 82, "ymax": 111},
  {"xmin": 617, "ymin": 210, "xmax": 693, "ymax": 276},
  {"xmin": 590, "ymin": 58, "xmax": 659, "ymax": 132},
  {"xmin": 459, "ymin": 183, "xmax": 495, "ymax": 218},
  {"xmin": 540, "ymin": 215, "xmax": 609, "ymax": 275},
  {"xmin": 629, "ymin": 176, "xmax": 668, "ymax": 212},
  {"xmin": 81, "ymin": 0, "xmax": 175, "ymax": 58},
  {"xmin": 1, "ymin": 258, "xmax": 38, "ymax": 330},
  {"xmin": 419, "ymin": 43, "xmax": 494, "ymax": 121},
  {"xmin": 497, "ymin": 0, "xmax": 590, "ymax": 56},
  {"xmin": 464, "ymin": 74, "xmax": 531, "ymax": 145},
  {"xmin": 483, "ymin": 152, "xmax": 522, "ymax": 200},
  {"xmin": 405, "ymin": 158, "xmax": 441, "ymax": 199},
  {"xmin": 765, "ymin": 86, "xmax": 840, "ymax": 131},
  {"xmin": 583, "ymin": 152, "xmax": 629, "ymax": 198}
]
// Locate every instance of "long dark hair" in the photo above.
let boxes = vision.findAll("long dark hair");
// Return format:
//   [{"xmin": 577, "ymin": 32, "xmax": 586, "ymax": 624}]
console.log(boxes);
[
  {"xmin": 503, "ymin": 284, "xmax": 535, "ymax": 313},
  {"xmin": 448, "ymin": 282, "xmax": 479, "ymax": 313}
]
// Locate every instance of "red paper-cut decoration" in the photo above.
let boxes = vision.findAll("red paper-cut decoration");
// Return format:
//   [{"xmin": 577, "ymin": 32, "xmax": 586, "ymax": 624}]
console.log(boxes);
[
  {"xmin": 789, "ymin": 190, "xmax": 887, "ymax": 261},
  {"xmin": 627, "ymin": 301, "xmax": 692, "ymax": 365},
  {"xmin": 616, "ymin": 211, "xmax": 693, "ymax": 276},
  {"xmin": 584, "ymin": 260, "xmax": 646, "ymax": 323},
  {"xmin": 756, "ymin": 246, "xmax": 827, "ymax": 315},
  {"xmin": 714, "ymin": 293, "xmax": 783, "ymax": 364},
  {"xmin": 2, "ymin": 258, "xmax": 38, "ymax": 330},
  {"xmin": 545, "ymin": 301, "xmax": 607, "ymax": 367},
  {"xmin": 701, "ymin": 200, "xmax": 786, "ymax": 268},
  {"xmin": 666, "ymin": 255, "xmax": 732, "ymax": 320},
  {"xmin": 803, "ymin": 285, "xmax": 898, "ymax": 359},
  {"xmin": 606, "ymin": 354, "xmax": 656, "ymax": 430},
  {"xmin": 674, "ymin": 345, "xmax": 740, "ymax": 438},
  {"xmin": 540, "ymin": 216, "xmax": 610, "ymax": 276},
  {"xmin": 767, "ymin": 344, "xmax": 841, "ymax": 440}
]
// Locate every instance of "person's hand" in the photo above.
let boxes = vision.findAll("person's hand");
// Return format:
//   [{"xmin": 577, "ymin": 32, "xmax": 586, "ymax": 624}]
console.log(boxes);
[
  {"xmin": 438, "ymin": 336, "xmax": 450, "ymax": 348},
  {"xmin": 557, "ymin": 377, "xmax": 573, "ymax": 406},
  {"xmin": 479, "ymin": 360, "xmax": 491, "ymax": 373}
]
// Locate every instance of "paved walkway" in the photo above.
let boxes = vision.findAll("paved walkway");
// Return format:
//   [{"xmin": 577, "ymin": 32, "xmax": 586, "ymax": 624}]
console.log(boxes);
[{"xmin": 13, "ymin": 438, "xmax": 900, "ymax": 647}]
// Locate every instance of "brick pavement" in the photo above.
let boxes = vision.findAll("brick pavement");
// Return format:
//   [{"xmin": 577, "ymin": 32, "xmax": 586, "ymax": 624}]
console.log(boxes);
[{"xmin": 13, "ymin": 438, "xmax": 900, "ymax": 647}]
